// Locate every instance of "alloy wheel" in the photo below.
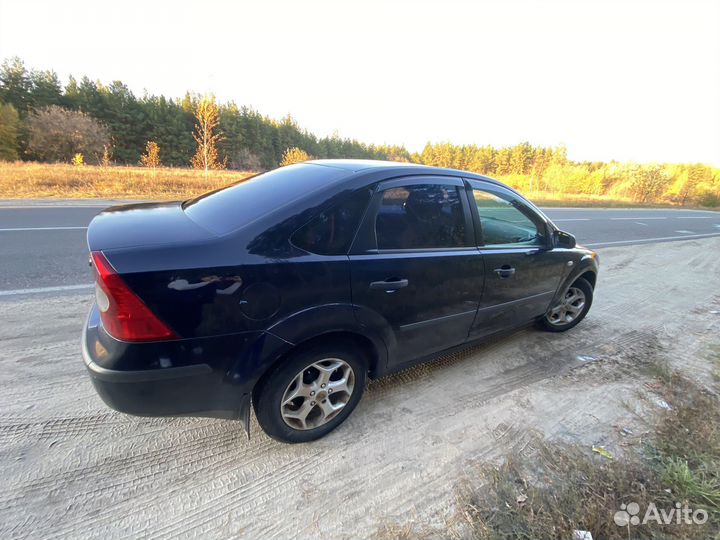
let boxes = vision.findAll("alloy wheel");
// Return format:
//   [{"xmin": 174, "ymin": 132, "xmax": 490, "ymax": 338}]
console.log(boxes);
[
  {"xmin": 280, "ymin": 358, "xmax": 355, "ymax": 430},
  {"xmin": 547, "ymin": 286, "xmax": 586, "ymax": 326}
]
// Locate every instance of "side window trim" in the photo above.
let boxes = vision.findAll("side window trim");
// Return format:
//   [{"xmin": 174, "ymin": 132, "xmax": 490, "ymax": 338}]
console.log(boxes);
[
  {"xmin": 464, "ymin": 178, "xmax": 551, "ymax": 249},
  {"xmin": 464, "ymin": 182, "xmax": 482, "ymax": 247},
  {"xmin": 376, "ymin": 246, "xmax": 477, "ymax": 254},
  {"xmin": 345, "ymin": 185, "xmax": 378, "ymax": 255},
  {"xmin": 349, "ymin": 176, "xmax": 472, "ymax": 254},
  {"xmin": 290, "ymin": 186, "xmax": 374, "ymax": 256},
  {"xmin": 349, "ymin": 187, "xmax": 384, "ymax": 254},
  {"xmin": 377, "ymin": 176, "xmax": 465, "ymax": 190}
]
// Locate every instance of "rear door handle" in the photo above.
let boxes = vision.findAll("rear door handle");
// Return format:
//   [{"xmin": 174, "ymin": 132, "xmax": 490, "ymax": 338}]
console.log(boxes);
[
  {"xmin": 370, "ymin": 278, "xmax": 409, "ymax": 291},
  {"xmin": 494, "ymin": 266, "xmax": 516, "ymax": 278}
]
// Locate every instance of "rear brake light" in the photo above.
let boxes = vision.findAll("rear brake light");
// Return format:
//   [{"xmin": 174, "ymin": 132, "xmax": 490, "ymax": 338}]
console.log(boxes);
[{"xmin": 90, "ymin": 251, "xmax": 177, "ymax": 342}]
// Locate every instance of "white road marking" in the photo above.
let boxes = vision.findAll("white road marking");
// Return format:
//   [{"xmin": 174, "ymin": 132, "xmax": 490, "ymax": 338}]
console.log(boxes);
[
  {"xmin": 675, "ymin": 230, "xmax": 695, "ymax": 234},
  {"xmin": 552, "ymin": 218, "xmax": 590, "ymax": 222},
  {"xmin": 677, "ymin": 216, "xmax": 712, "ymax": 219},
  {"xmin": 0, "ymin": 284, "xmax": 93, "ymax": 297},
  {"xmin": 610, "ymin": 217, "xmax": 667, "ymax": 220},
  {"xmin": 586, "ymin": 232, "xmax": 720, "ymax": 247},
  {"xmin": 635, "ymin": 222, "xmax": 649, "ymax": 226},
  {"xmin": 0, "ymin": 226, "xmax": 88, "ymax": 232}
]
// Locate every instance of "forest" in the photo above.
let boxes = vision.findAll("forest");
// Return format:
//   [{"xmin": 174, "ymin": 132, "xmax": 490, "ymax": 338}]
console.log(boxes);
[{"xmin": 1, "ymin": 57, "xmax": 718, "ymax": 206}]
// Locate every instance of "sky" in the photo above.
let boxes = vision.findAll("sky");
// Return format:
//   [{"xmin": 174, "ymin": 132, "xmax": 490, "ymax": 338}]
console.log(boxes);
[{"xmin": 1, "ymin": 0, "xmax": 719, "ymax": 165}]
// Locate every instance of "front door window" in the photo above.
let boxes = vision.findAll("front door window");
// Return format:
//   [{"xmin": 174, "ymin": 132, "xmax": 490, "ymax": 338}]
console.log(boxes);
[{"xmin": 472, "ymin": 190, "xmax": 544, "ymax": 247}]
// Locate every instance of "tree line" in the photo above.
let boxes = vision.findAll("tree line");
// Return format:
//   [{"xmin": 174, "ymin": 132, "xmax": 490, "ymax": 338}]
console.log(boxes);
[
  {"xmin": 0, "ymin": 57, "xmax": 718, "ymax": 206},
  {"xmin": 0, "ymin": 57, "xmax": 404, "ymax": 169},
  {"xmin": 414, "ymin": 142, "xmax": 719, "ymax": 206}
]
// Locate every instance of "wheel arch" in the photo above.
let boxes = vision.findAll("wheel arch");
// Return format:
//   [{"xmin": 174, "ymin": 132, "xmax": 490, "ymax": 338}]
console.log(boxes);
[
  {"xmin": 251, "ymin": 329, "xmax": 382, "ymax": 406},
  {"xmin": 265, "ymin": 303, "xmax": 389, "ymax": 371},
  {"xmin": 548, "ymin": 256, "xmax": 598, "ymax": 310},
  {"xmin": 577, "ymin": 269, "xmax": 597, "ymax": 289}
]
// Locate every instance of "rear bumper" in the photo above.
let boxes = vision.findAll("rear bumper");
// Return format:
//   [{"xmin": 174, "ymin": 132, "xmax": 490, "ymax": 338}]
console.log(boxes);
[
  {"xmin": 83, "ymin": 344, "xmax": 247, "ymax": 420},
  {"xmin": 81, "ymin": 305, "xmax": 290, "ymax": 428}
]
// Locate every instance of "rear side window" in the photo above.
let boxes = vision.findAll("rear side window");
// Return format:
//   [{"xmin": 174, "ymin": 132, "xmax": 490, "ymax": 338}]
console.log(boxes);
[
  {"xmin": 375, "ymin": 184, "xmax": 467, "ymax": 249},
  {"xmin": 183, "ymin": 164, "xmax": 349, "ymax": 235},
  {"xmin": 292, "ymin": 188, "xmax": 372, "ymax": 255}
]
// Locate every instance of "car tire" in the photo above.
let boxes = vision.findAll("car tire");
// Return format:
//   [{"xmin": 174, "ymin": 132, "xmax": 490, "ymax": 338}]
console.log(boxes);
[
  {"xmin": 253, "ymin": 344, "xmax": 368, "ymax": 443},
  {"xmin": 538, "ymin": 277, "xmax": 593, "ymax": 333}
]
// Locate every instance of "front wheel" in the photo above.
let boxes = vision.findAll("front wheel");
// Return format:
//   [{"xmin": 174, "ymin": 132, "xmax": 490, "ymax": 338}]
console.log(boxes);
[
  {"xmin": 538, "ymin": 277, "xmax": 593, "ymax": 332},
  {"xmin": 253, "ymin": 345, "xmax": 367, "ymax": 443}
]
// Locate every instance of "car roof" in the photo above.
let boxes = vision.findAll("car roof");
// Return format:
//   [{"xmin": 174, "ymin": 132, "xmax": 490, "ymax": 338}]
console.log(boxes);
[
  {"xmin": 307, "ymin": 159, "xmax": 423, "ymax": 172},
  {"xmin": 306, "ymin": 159, "xmax": 505, "ymax": 187}
]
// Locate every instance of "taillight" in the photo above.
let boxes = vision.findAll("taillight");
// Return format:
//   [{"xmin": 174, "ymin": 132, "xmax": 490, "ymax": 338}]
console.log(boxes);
[{"xmin": 90, "ymin": 251, "xmax": 177, "ymax": 342}]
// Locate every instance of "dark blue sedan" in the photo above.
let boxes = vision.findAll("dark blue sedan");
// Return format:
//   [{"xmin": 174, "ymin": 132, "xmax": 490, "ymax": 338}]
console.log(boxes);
[{"xmin": 82, "ymin": 160, "xmax": 599, "ymax": 442}]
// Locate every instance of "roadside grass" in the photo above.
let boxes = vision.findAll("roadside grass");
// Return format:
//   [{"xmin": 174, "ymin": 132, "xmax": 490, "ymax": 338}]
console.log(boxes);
[
  {"xmin": 459, "ymin": 370, "xmax": 720, "ymax": 540},
  {"xmin": 519, "ymin": 191, "xmax": 640, "ymax": 208},
  {"xmin": 0, "ymin": 161, "xmax": 255, "ymax": 199},
  {"xmin": 376, "ymin": 357, "xmax": 720, "ymax": 540},
  {"xmin": 0, "ymin": 161, "xmax": 717, "ymax": 210},
  {"xmin": 528, "ymin": 193, "xmax": 714, "ymax": 210}
]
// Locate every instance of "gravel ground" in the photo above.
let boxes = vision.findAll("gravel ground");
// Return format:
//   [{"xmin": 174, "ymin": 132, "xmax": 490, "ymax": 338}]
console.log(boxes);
[{"xmin": 1, "ymin": 238, "xmax": 719, "ymax": 539}]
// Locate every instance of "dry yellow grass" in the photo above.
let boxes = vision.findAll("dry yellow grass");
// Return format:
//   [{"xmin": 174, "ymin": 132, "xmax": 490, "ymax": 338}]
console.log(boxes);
[
  {"xmin": 521, "ymin": 190, "xmax": 651, "ymax": 208},
  {"xmin": 0, "ymin": 161, "xmax": 713, "ymax": 210},
  {"xmin": 0, "ymin": 161, "xmax": 255, "ymax": 199}
]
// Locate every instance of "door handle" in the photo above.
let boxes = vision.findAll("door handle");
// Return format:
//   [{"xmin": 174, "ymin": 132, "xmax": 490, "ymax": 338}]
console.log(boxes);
[
  {"xmin": 494, "ymin": 266, "xmax": 516, "ymax": 278},
  {"xmin": 370, "ymin": 278, "xmax": 409, "ymax": 291}
]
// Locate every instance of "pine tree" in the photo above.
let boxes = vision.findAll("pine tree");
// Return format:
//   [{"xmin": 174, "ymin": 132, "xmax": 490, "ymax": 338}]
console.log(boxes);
[
  {"xmin": 0, "ymin": 102, "xmax": 20, "ymax": 160},
  {"xmin": 29, "ymin": 69, "xmax": 63, "ymax": 109},
  {"xmin": 0, "ymin": 57, "xmax": 32, "ymax": 114}
]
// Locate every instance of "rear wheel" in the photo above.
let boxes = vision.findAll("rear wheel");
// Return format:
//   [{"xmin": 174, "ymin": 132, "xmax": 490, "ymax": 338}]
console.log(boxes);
[
  {"xmin": 538, "ymin": 277, "xmax": 593, "ymax": 332},
  {"xmin": 254, "ymin": 344, "xmax": 367, "ymax": 443}
]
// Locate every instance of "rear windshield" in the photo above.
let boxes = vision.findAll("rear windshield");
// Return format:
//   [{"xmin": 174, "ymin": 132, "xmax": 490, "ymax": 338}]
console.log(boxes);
[{"xmin": 183, "ymin": 163, "xmax": 349, "ymax": 235}]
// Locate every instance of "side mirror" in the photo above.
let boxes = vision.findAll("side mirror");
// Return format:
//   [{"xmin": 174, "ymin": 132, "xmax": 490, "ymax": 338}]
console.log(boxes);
[{"xmin": 553, "ymin": 230, "xmax": 576, "ymax": 249}]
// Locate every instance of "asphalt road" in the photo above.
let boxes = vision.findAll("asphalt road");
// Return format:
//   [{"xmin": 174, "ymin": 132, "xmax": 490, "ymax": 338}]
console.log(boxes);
[{"xmin": 0, "ymin": 202, "xmax": 719, "ymax": 294}]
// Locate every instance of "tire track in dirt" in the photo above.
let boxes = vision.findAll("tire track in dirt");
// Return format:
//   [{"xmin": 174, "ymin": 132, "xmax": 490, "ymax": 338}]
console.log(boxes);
[{"xmin": 1, "ymin": 421, "xmax": 245, "ymax": 510}]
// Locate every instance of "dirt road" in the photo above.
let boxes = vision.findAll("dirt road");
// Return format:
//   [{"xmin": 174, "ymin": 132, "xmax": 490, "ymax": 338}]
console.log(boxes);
[{"xmin": 2, "ymin": 238, "xmax": 719, "ymax": 539}]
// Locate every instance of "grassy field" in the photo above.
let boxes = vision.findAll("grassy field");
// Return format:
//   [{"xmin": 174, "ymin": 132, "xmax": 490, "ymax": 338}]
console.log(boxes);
[
  {"xmin": 0, "ymin": 161, "xmax": 714, "ymax": 210},
  {"xmin": 0, "ymin": 162, "xmax": 254, "ymax": 199},
  {"xmin": 516, "ymin": 192, "xmax": 671, "ymax": 209}
]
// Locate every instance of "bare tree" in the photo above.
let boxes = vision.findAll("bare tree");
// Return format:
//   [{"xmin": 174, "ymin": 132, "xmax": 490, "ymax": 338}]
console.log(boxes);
[
  {"xmin": 191, "ymin": 96, "xmax": 224, "ymax": 175},
  {"xmin": 101, "ymin": 143, "xmax": 113, "ymax": 167},
  {"xmin": 26, "ymin": 106, "xmax": 110, "ymax": 164},
  {"xmin": 140, "ymin": 141, "xmax": 161, "ymax": 168}
]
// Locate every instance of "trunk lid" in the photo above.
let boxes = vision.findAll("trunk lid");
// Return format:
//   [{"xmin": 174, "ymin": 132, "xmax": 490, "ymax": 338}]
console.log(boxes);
[{"xmin": 87, "ymin": 202, "xmax": 215, "ymax": 251}]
